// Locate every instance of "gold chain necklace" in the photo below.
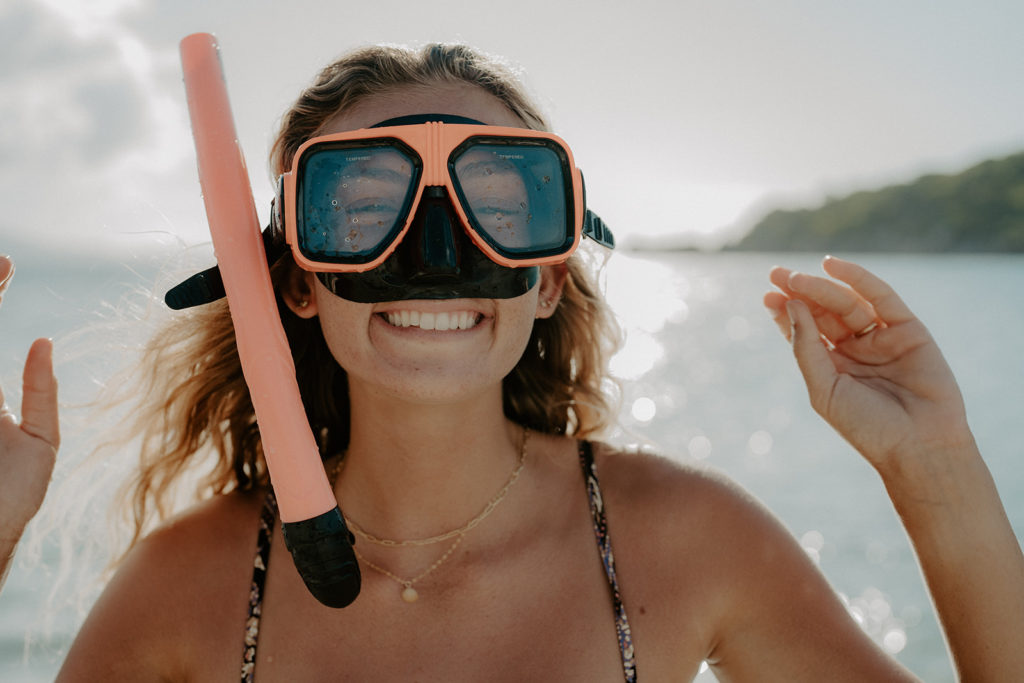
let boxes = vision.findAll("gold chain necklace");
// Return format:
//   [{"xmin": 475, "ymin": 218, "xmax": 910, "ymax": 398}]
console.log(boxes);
[
  {"xmin": 353, "ymin": 536, "xmax": 464, "ymax": 603},
  {"xmin": 329, "ymin": 428, "xmax": 529, "ymax": 602}
]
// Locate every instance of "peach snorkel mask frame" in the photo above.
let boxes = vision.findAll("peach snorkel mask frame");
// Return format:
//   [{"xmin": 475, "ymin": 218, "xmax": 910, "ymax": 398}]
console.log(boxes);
[{"xmin": 179, "ymin": 33, "xmax": 360, "ymax": 608}]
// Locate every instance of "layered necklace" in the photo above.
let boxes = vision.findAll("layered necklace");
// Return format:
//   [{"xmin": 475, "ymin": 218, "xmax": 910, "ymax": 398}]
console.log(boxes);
[{"xmin": 330, "ymin": 428, "xmax": 529, "ymax": 603}]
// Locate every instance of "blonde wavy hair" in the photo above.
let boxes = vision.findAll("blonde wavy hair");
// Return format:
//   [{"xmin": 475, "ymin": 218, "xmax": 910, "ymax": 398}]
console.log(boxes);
[{"xmin": 119, "ymin": 43, "xmax": 622, "ymax": 550}]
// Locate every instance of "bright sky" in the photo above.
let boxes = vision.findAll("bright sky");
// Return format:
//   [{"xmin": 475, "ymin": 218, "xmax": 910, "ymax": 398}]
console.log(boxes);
[{"xmin": 3, "ymin": 0, "xmax": 1023, "ymax": 255}]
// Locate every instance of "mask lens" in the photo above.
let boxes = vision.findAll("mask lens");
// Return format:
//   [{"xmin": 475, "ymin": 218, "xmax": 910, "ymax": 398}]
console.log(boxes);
[
  {"xmin": 297, "ymin": 141, "xmax": 419, "ymax": 264},
  {"xmin": 451, "ymin": 141, "xmax": 574, "ymax": 259}
]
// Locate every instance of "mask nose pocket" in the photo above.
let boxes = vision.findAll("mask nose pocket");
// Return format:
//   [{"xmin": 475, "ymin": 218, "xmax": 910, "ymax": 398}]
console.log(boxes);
[{"xmin": 403, "ymin": 187, "xmax": 463, "ymax": 281}]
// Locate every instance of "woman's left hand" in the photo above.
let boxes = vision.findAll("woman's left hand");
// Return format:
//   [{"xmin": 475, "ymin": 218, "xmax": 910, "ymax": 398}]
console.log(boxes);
[{"xmin": 764, "ymin": 255, "xmax": 972, "ymax": 473}]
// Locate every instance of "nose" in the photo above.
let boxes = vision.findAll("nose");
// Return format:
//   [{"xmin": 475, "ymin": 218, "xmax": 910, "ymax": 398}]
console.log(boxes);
[{"xmin": 402, "ymin": 186, "xmax": 462, "ymax": 280}]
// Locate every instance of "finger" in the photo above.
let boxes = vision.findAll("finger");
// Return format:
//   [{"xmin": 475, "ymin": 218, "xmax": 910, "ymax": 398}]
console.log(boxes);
[
  {"xmin": 787, "ymin": 269, "xmax": 878, "ymax": 338},
  {"xmin": 769, "ymin": 265, "xmax": 796, "ymax": 296},
  {"xmin": 786, "ymin": 299, "xmax": 838, "ymax": 415},
  {"xmin": 21, "ymin": 338, "xmax": 60, "ymax": 451},
  {"xmin": 0, "ymin": 255, "xmax": 12, "ymax": 305},
  {"xmin": 763, "ymin": 291, "xmax": 793, "ymax": 341},
  {"xmin": 767, "ymin": 280, "xmax": 851, "ymax": 344},
  {"xmin": 772, "ymin": 263, "xmax": 877, "ymax": 346},
  {"xmin": 821, "ymin": 256, "xmax": 915, "ymax": 325},
  {"xmin": 0, "ymin": 256, "xmax": 11, "ymax": 412}
]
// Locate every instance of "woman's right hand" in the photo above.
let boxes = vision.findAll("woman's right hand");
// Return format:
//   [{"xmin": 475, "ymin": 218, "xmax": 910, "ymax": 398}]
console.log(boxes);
[{"xmin": 0, "ymin": 255, "xmax": 59, "ymax": 568}]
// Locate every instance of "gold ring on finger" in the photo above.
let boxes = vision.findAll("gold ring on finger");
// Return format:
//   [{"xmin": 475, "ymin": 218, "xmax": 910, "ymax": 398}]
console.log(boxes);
[{"xmin": 854, "ymin": 321, "xmax": 880, "ymax": 337}]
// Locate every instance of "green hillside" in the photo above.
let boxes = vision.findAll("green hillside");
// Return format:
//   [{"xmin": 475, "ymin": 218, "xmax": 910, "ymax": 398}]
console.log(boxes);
[{"xmin": 729, "ymin": 151, "xmax": 1024, "ymax": 252}]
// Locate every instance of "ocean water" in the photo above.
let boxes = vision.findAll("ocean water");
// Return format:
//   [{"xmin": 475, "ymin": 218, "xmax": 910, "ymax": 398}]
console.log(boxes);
[{"xmin": 1, "ymin": 247, "xmax": 1021, "ymax": 681}]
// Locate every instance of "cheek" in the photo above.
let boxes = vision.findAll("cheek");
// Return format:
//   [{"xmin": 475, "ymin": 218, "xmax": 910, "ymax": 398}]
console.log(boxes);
[
  {"xmin": 314, "ymin": 292, "xmax": 374, "ymax": 363},
  {"xmin": 491, "ymin": 296, "xmax": 541, "ymax": 371}
]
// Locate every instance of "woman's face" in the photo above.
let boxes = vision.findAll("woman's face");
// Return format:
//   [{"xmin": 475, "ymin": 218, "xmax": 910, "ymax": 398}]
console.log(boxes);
[{"xmin": 285, "ymin": 83, "xmax": 566, "ymax": 405}]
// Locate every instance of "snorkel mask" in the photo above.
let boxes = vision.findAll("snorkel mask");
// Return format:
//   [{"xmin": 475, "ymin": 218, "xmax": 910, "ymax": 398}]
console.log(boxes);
[
  {"xmin": 168, "ymin": 115, "xmax": 614, "ymax": 309},
  {"xmin": 171, "ymin": 34, "xmax": 613, "ymax": 608},
  {"xmin": 272, "ymin": 113, "xmax": 614, "ymax": 303}
]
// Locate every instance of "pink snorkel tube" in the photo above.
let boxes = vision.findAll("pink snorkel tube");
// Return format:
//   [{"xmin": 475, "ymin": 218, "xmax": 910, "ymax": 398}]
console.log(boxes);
[{"xmin": 179, "ymin": 33, "xmax": 360, "ymax": 607}]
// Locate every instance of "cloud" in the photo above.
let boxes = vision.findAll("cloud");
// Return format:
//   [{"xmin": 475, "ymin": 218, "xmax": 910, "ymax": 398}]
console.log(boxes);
[
  {"xmin": 0, "ymin": 0, "xmax": 200, "ymax": 255},
  {"xmin": 0, "ymin": 1, "xmax": 149, "ymax": 163},
  {"xmin": 74, "ymin": 76, "xmax": 148, "ymax": 162}
]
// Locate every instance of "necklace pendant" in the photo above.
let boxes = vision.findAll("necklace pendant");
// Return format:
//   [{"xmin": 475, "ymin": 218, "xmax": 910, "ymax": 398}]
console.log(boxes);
[{"xmin": 401, "ymin": 585, "xmax": 419, "ymax": 603}]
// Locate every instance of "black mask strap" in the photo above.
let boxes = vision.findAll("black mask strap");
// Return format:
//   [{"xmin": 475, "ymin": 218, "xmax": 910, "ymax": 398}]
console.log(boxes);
[{"xmin": 370, "ymin": 113, "xmax": 487, "ymax": 127}]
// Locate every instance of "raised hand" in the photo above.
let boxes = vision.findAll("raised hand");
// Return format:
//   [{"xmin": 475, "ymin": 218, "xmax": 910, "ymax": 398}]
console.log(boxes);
[
  {"xmin": 763, "ymin": 255, "xmax": 972, "ymax": 473},
  {"xmin": 766, "ymin": 256, "xmax": 1024, "ymax": 679},
  {"xmin": 0, "ymin": 255, "xmax": 59, "ymax": 587}
]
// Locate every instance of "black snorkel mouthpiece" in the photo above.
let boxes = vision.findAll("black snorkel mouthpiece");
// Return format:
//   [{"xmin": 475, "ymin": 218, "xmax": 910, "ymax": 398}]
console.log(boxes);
[{"xmin": 281, "ymin": 508, "xmax": 361, "ymax": 608}]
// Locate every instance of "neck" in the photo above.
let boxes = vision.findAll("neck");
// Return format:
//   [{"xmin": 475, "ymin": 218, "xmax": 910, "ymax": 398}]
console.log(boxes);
[{"xmin": 334, "ymin": 381, "xmax": 525, "ymax": 541}]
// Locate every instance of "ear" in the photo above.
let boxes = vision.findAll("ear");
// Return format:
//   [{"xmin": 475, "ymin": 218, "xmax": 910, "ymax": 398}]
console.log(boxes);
[
  {"xmin": 280, "ymin": 263, "xmax": 319, "ymax": 319},
  {"xmin": 535, "ymin": 263, "xmax": 568, "ymax": 320}
]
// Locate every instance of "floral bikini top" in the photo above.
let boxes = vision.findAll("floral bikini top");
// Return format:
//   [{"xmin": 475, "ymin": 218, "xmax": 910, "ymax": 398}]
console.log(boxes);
[{"xmin": 241, "ymin": 440, "xmax": 637, "ymax": 682}]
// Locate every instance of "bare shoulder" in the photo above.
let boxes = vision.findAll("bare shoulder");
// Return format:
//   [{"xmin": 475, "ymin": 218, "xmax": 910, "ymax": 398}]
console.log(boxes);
[
  {"xmin": 587, "ymin": 443, "xmax": 914, "ymax": 681},
  {"xmin": 58, "ymin": 490, "xmax": 266, "ymax": 682},
  {"xmin": 588, "ymin": 442, "xmax": 833, "ymax": 609},
  {"xmin": 586, "ymin": 443, "xmax": 810, "ymax": 610},
  {"xmin": 138, "ymin": 487, "xmax": 266, "ymax": 567},
  {"xmin": 111, "ymin": 488, "xmax": 265, "ymax": 592},
  {"xmin": 589, "ymin": 443, "xmax": 770, "ymax": 544}
]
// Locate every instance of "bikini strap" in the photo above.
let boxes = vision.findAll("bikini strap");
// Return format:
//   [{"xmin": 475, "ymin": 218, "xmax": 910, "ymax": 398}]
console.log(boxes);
[
  {"xmin": 579, "ymin": 440, "xmax": 637, "ymax": 682},
  {"xmin": 241, "ymin": 489, "xmax": 277, "ymax": 682}
]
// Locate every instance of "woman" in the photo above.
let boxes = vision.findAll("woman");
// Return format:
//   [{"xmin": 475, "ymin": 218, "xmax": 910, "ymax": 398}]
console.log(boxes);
[{"xmin": 3, "ymin": 43, "xmax": 1022, "ymax": 680}]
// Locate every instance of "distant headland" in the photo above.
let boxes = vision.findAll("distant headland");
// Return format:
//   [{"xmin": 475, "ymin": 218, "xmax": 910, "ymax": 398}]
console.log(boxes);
[{"xmin": 724, "ymin": 151, "xmax": 1024, "ymax": 253}]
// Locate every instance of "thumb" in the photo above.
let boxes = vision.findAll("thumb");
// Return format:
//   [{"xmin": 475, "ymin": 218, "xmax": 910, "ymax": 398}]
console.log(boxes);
[
  {"xmin": 786, "ymin": 299, "xmax": 837, "ymax": 416},
  {"xmin": 21, "ymin": 338, "xmax": 60, "ymax": 451}
]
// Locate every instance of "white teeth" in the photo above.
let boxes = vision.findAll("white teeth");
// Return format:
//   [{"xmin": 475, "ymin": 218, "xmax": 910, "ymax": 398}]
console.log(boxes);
[{"xmin": 383, "ymin": 310, "xmax": 479, "ymax": 331}]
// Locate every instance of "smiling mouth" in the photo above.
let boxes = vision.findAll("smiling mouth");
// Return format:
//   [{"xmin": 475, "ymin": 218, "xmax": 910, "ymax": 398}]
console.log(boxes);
[{"xmin": 380, "ymin": 310, "xmax": 483, "ymax": 331}]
